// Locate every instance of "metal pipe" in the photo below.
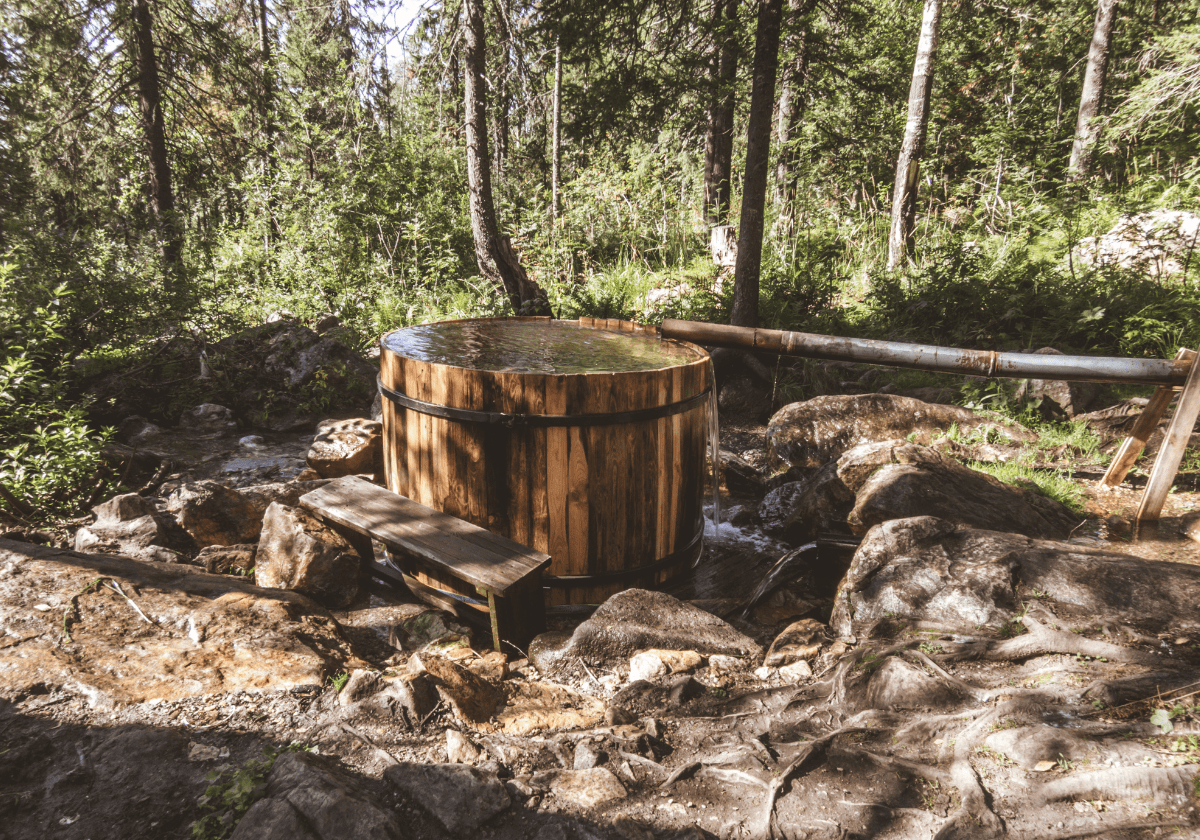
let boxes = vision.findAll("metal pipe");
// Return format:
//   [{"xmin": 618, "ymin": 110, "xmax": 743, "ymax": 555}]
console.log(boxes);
[{"xmin": 660, "ymin": 319, "xmax": 1191, "ymax": 386}]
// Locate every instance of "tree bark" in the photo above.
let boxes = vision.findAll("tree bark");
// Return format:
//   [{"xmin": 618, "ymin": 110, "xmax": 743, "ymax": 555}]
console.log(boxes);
[
  {"xmin": 130, "ymin": 0, "xmax": 182, "ymax": 277},
  {"xmin": 257, "ymin": 0, "xmax": 277, "ymax": 251},
  {"xmin": 1069, "ymin": 0, "xmax": 1120, "ymax": 177},
  {"xmin": 703, "ymin": 0, "xmax": 740, "ymax": 226},
  {"xmin": 774, "ymin": 0, "xmax": 810, "ymax": 211},
  {"xmin": 886, "ymin": 0, "xmax": 942, "ymax": 270},
  {"xmin": 551, "ymin": 37, "xmax": 562, "ymax": 218},
  {"xmin": 464, "ymin": 0, "xmax": 548, "ymax": 314},
  {"xmin": 730, "ymin": 0, "xmax": 784, "ymax": 329}
]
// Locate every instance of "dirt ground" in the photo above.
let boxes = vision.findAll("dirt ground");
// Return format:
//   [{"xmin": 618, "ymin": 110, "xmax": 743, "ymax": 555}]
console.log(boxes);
[{"xmin": 2, "ymin": 399, "xmax": 1199, "ymax": 840}]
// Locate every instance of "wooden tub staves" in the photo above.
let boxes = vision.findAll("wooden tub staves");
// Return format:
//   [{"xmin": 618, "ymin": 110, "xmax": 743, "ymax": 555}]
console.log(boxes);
[{"xmin": 378, "ymin": 316, "xmax": 710, "ymax": 607}]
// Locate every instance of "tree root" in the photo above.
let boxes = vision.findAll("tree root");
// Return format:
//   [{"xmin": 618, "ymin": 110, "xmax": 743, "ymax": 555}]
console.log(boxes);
[
  {"xmin": 941, "ymin": 615, "xmax": 1162, "ymax": 666},
  {"xmin": 838, "ymin": 746, "xmax": 952, "ymax": 786}
]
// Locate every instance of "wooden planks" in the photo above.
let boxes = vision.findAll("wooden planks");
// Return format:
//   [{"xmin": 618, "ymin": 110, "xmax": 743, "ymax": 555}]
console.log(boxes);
[
  {"xmin": 1137, "ymin": 348, "xmax": 1200, "ymax": 522},
  {"xmin": 1101, "ymin": 348, "xmax": 1195, "ymax": 489},
  {"xmin": 299, "ymin": 476, "xmax": 550, "ymax": 597}
]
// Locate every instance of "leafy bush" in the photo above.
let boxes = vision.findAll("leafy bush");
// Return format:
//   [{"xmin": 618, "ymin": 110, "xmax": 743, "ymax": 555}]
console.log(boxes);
[{"xmin": 0, "ymin": 256, "xmax": 117, "ymax": 521}]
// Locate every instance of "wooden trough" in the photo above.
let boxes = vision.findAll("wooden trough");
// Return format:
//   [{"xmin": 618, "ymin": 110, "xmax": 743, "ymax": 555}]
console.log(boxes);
[{"xmin": 378, "ymin": 316, "xmax": 711, "ymax": 607}]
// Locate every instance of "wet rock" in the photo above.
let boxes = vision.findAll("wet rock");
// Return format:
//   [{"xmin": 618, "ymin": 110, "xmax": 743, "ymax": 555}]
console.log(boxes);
[
  {"xmin": 306, "ymin": 419, "xmax": 383, "ymax": 480},
  {"xmin": 180, "ymin": 403, "xmax": 237, "ymax": 434},
  {"xmin": 1015, "ymin": 348, "xmax": 1101, "ymax": 418},
  {"xmin": 408, "ymin": 653, "xmax": 505, "ymax": 726},
  {"xmin": 846, "ymin": 442, "xmax": 1079, "ymax": 540},
  {"xmin": 446, "ymin": 729, "xmax": 481, "ymax": 763},
  {"xmin": 0, "ymin": 537, "xmax": 358, "ymax": 704},
  {"xmin": 831, "ymin": 516, "xmax": 1200, "ymax": 638},
  {"xmin": 764, "ymin": 619, "xmax": 826, "ymax": 667},
  {"xmin": 232, "ymin": 751, "xmax": 405, "ymax": 840},
  {"xmin": 255, "ymin": 502, "xmax": 360, "ymax": 609},
  {"xmin": 538, "ymin": 768, "xmax": 627, "ymax": 809},
  {"xmin": 529, "ymin": 589, "xmax": 761, "ymax": 673},
  {"xmin": 756, "ymin": 480, "xmax": 809, "ymax": 536},
  {"xmin": 496, "ymin": 682, "xmax": 606, "ymax": 735},
  {"xmin": 384, "ymin": 763, "xmax": 511, "ymax": 833},
  {"xmin": 196, "ymin": 543, "xmax": 256, "ymax": 576},
  {"xmin": 767, "ymin": 394, "xmax": 1034, "ymax": 470},
  {"xmin": 777, "ymin": 459, "xmax": 856, "ymax": 543},
  {"xmin": 166, "ymin": 480, "xmax": 261, "ymax": 547}
]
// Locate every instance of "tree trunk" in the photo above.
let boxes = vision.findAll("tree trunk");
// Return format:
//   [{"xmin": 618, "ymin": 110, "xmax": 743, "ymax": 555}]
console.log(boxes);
[
  {"xmin": 774, "ymin": 0, "xmax": 810, "ymax": 210},
  {"xmin": 464, "ymin": 0, "xmax": 548, "ymax": 314},
  {"xmin": 887, "ymin": 0, "xmax": 942, "ymax": 270},
  {"xmin": 495, "ymin": 33, "xmax": 510, "ymax": 175},
  {"xmin": 1069, "ymin": 0, "xmax": 1120, "ymax": 177},
  {"xmin": 730, "ymin": 0, "xmax": 784, "ymax": 329},
  {"xmin": 551, "ymin": 37, "xmax": 562, "ymax": 218},
  {"xmin": 130, "ymin": 0, "xmax": 182, "ymax": 277},
  {"xmin": 703, "ymin": 0, "xmax": 739, "ymax": 226},
  {"xmin": 257, "ymin": 0, "xmax": 277, "ymax": 252}
]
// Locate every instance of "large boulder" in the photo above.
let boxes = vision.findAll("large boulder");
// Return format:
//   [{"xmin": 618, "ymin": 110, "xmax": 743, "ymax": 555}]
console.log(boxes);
[
  {"xmin": 384, "ymin": 763, "xmax": 511, "ymax": 834},
  {"xmin": 166, "ymin": 480, "xmax": 261, "ymax": 547},
  {"xmin": 255, "ymin": 502, "xmax": 360, "ymax": 608},
  {"xmin": 845, "ymin": 442, "xmax": 1080, "ymax": 540},
  {"xmin": 767, "ymin": 394, "xmax": 1035, "ymax": 470},
  {"xmin": 306, "ymin": 419, "xmax": 383, "ymax": 479},
  {"xmin": 528, "ymin": 589, "xmax": 762, "ymax": 673},
  {"xmin": 830, "ymin": 516, "xmax": 1200, "ymax": 638},
  {"xmin": 1014, "ymin": 348, "xmax": 1101, "ymax": 418},
  {"xmin": 1074, "ymin": 209, "xmax": 1200, "ymax": 279},
  {"xmin": 0, "ymin": 538, "xmax": 359, "ymax": 704},
  {"xmin": 212, "ymin": 320, "xmax": 375, "ymax": 432},
  {"xmin": 232, "ymin": 751, "xmax": 406, "ymax": 840}
]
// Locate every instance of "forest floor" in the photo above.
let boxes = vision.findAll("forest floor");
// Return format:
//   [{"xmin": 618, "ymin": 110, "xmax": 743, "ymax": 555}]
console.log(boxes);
[{"xmin": 2, "ymin": 398, "xmax": 1200, "ymax": 840}]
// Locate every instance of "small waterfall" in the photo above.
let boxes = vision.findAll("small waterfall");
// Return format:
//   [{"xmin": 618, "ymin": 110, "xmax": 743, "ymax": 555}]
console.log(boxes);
[{"xmin": 708, "ymin": 358, "xmax": 721, "ymax": 529}]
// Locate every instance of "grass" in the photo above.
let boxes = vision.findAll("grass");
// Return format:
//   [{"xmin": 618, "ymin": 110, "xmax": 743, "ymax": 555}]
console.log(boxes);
[{"xmin": 966, "ymin": 460, "xmax": 1088, "ymax": 515}]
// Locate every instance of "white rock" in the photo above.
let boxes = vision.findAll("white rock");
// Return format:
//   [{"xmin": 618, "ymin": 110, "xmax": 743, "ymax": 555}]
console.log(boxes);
[
  {"xmin": 629, "ymin": 651, "xmax": 668, "ymax": 683},
  {"xmin": 446, "ymin": 729, "xmax": 481, "ymax": 764}
]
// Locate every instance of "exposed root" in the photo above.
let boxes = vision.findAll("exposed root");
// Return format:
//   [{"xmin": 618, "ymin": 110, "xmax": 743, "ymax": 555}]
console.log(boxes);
[
  {"xmin": 1034, "ymin": 764, "xmax": 1200, "ymax": 806},
  {"xmin": 941, "ymin": 615, "xmax": 1163, "ymax": 666},
  {"xmin": 838, "ymin": 746, "xmax": 952, "ymax": 786}
]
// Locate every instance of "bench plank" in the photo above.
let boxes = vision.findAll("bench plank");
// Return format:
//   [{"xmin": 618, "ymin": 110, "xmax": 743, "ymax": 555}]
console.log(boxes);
[{"xmin": 299, "ymin": 476, "xmax": 551, "ymax": 597}]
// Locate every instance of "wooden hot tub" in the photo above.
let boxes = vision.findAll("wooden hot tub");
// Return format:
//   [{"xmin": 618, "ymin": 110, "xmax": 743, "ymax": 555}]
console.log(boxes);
[{"xmin": 378, "ymin": 316, "xmax": 710, "ymax": 606}]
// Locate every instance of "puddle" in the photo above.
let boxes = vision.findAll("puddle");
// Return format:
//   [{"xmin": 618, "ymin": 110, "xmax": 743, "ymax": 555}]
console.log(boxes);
[{"xmin": 219, "ymin": 455, "xmax": 299, "ymax": 474}]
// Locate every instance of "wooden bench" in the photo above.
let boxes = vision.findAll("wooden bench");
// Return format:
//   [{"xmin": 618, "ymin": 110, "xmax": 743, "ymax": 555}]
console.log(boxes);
[{"xmin": 298, "ymin": 475, "xmax": 551, "ymax": 653}]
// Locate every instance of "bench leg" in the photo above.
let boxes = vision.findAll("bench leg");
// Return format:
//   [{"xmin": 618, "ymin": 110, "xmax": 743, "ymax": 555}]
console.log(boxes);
[{"xmin": 479, "ymin": 571, "xmax": 546, "ymax": 656}]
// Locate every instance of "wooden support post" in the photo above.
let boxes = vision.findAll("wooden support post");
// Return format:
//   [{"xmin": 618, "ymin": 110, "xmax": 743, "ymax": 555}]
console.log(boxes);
[
  {"xmin": 1102, "ymin": 348, "xmax": 1194, "ymax": 488},
  {"xmin": 1137, "ymin": 348, "xmax": 1200, "ymax": 522}
]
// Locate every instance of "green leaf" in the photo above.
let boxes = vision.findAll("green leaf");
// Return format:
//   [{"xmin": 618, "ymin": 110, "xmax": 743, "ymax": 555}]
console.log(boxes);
[{"xmin": 1150, "ymin": 708, "xmax": 1174, "ymax": 734}]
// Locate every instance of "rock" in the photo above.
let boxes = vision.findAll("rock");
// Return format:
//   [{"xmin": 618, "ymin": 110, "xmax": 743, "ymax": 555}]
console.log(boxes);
[
  {"xmin": 1015, "ymin": 348, "xmax": 1101, "ymax": 417},
  {"xmin": 465, "ymin": 650, "xmax": 508, "ymax": 682},
  {"xmin": 712, "ymin": 348, "xmax": 773, "ymax": 420},
  {"xmin": 720, "ymin": 449, "xmax": 770, "ymax": 496},
  {"xmin": 765, "ymin": 618, "xmax": 826, "ymax": 667},
  {"xmin": 529, "ymin": 589, "xmax": 762, "ymax": 673},
  {"xmin": 73, "ymin": 492, "xmax": 172, "ymax": 560},
  {"xmin": 496, "ymin": 682, "xmax": 606, "ymax": 735},
  {"xmin": 211, "ymin": 320, "xmax": 375, "ymax": 432},
  {"xmin": 845, "ymin": 442, "xmax": 1080, "ymax": 540},
  {"xmin": 391, "ymin": 609, "xmax": 472, "ymax": 655},
  {"xmin": 830, "ymin": 516, "xmax": 1200, "ymax": 638},
  {"xmin": 767, "ymin": 394, "xmax": 1035, "ymax": 470},
  {"xmin": 314, "ymin": 313, "xmax": 341, "ymax": 334},
  {"xmin": 409, "ymin": 653, "xmax": 506, "ymax": 726},
  {"xmin": 232, "ymin": 751, "xmax": 405, "ymax": 840},
  {"xmin": 778, "ymin": 660, "xmax": 813, "ymax": 682},
  {"xmin": 337, "ymin": 670, "xmax": 382, "ymax": 706},
  {"xmin": 179, "ymin": 403, "xmax": 237, "ymax": 434},
  {"xmin": 667, "ymin": 674, "xmax": 702, "ymax": 707},
  {"xmin": 628, "ymin": 651, "xmax": 666, "ymax": 682},
  {"xmin": 895, "ymin": 386, "xmax": 959, "ymax": 405},
  {"xmin": 573, "ymin": 742, "xmax": 601, "ymax": 770},
  {"xmin": 196, "ymin": 543, "xmax": 256, "ymax": 576},
  {"xmin": 166, "ymin": 480, "xmax": 261, "ymax": 547},
  {"xmin": 0, "ymin": 537, "xmax": 358, "ymax": 704},
  {"xmin": 777, "ymin": 459, "xmax": 857, "ymax": 543},
  {"xmin": 255, "ymin": 502, "xmax": 360, "ymax": 609},
  {"xmin": 541, "ymin": 768, "xmax": 627, "ymax": 809},
  {"xmin": 384, "ymin": 763, "xmax": 511, "ymax": 833},
  {"xmin": 1074, "ymin": 209, "xmax": 1200, "ymax": 279},
  {"xmin": 239, "ymin": 434, "xmax": 266, "ymax": 448},
  {"xmin": 757, "ymin": 480, "xmax": 811, "ymax": 536},
  {"xmin": 446, "ymin": 729, "xmax": 481, "ymax": 763},
  {"xmin": 1181, "ymin": 512, "xmax": 1200, "ymax": 544},
  {"xmin": 115, "ymin": 414, "xmax": 163, "ymax": 445},
  {"xmin": 238, "ymin": 480, "xmax": 332, "ymax": 523},
  {"xmin": 306, "ymin": 419, "xmax": 383, "ymax": 480}
]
